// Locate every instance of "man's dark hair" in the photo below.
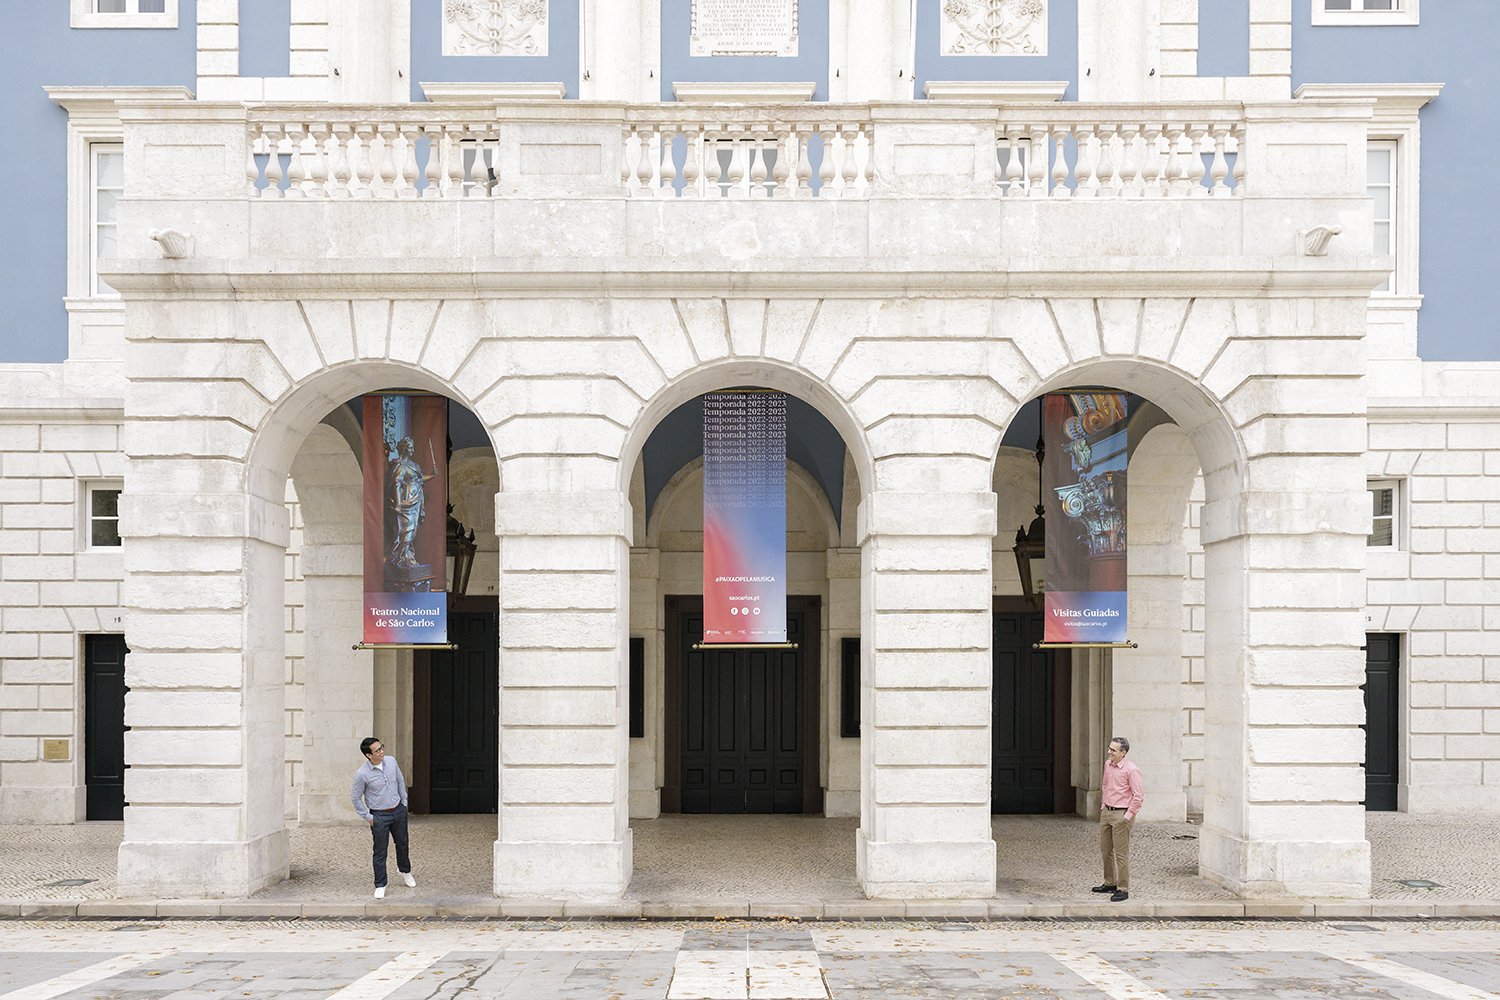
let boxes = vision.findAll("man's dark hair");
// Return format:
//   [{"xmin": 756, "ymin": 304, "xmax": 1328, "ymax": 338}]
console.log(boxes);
[
  {"xmin": 1111, "ymin": 736, "xmax": 1130, "ymax": 754},
  {"xmin": 360, "ymin": 737, "xmax": 380, "ymax": 757}
]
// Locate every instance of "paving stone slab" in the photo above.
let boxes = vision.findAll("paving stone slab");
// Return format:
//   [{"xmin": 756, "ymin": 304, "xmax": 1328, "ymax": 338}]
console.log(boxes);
[
  {"xmin": 823, "ymin": 900, "xmax": 906, "ymax": 919},
  {"xmin": 76, "ymin": 900, "xmax": 156, "ymax": 918},
  {"xmin": 219, "ymin": 901, "xmax": 303, "ymax": 918},
  {"xmin": 501, "ymin": 900, "xmax": 566, "ymax": 918},
  {"xmin": 1433, "ymin": 900, "xmax": 1500, "ymax": 917},
  {"xmin": 748, "ymin": 902, "xmax": 822, "ymax": 919},
  {"xmin": 435, "ymin": 900, "xmax": 506, "ymax": 918},
  {"xmin": 1062, "ymin": 901, "xmax": 1155, "ymax": 918},
  {"xmin": 563, "ymin": 899, "xmax": 644, "ymax": 919},
  {"xmin": 1243, "ymin": 900, "xmax": 1317, "ymax": 918},
  {"xmin": 904, "ymin": 900, "xmax": 990, "ymax": 919},
  {"xmin": 19, "ymin": 901, "xmax": 79, "ymax": 918},
  {"xmin": 1314, "ymin": 901, "xmax": 1375, "ymax": 917},
  {"xmin": 644, "ymin": 900, "xmax": 751, "ymax": 918},
  {"xmin": 154, "ymin": 900, "xmax": 223, "ymax": 918}
]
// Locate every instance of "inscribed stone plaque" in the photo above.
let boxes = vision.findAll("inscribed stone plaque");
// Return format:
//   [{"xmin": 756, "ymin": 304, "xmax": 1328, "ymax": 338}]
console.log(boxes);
[
  {"xmin": 940, "ymin": 0, "xmax": 1047, "ymax": 56},
  {"xmin": 691, "ymin": 0, "xmax": 799, "ymax": 57},
  {"xmin": 43, "ymin": 739, "xmax": 71, "ymax": 762}
]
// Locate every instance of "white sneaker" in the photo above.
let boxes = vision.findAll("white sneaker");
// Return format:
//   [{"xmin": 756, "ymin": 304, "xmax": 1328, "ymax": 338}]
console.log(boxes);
[
  {"xmin": 373, "ymin": 886, "xmax": 386, "ymax": 899},
  {"xmin": 401, "ymin": 872, "xmax": 416, "ymax": 888}
]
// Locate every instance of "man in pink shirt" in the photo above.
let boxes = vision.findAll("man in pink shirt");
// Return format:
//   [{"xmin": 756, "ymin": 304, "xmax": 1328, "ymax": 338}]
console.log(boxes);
[{"xmin": 1092, "ymin": 736, "xmax": 1144, "ymax": 902}]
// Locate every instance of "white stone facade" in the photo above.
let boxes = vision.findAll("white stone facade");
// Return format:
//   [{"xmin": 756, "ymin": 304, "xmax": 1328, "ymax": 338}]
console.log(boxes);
[{"xmin": 1, "ymin": 0, "xmax": 1498, "ymax": 906}]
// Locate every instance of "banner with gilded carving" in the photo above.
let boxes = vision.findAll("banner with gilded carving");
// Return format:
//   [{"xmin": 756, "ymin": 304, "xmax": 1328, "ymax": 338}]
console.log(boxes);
[
  {"xmin": 362, "ymin": 394, "xmax": 448, "ymax": 645},
  {"xmin": 702, "ymin": 391, "xmax": 788, "ymax": 644},
  {"xmin": 1042, "ymin": 391, "xmax": 1128, "ymax": 644}
]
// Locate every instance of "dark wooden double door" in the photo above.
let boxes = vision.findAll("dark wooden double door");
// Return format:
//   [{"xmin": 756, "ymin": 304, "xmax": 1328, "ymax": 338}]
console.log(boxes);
[
  {"xmin": 85, "ymin": 634, "xmax": 128, "ymax": 820},
  {"xmin": 668, "ymin": 597, "xmax": 820, "ymax": 814},
  {"xmin": 1363, "ymin": 633, "xmax": 1400, "ymax": 811},
  {"xmin": 422, "ymin": 610, "xmax": 498, "ymax": 813},
  {"xmin": 992, "ymin": 610, "xmax": 1067, "ymax": 814}
]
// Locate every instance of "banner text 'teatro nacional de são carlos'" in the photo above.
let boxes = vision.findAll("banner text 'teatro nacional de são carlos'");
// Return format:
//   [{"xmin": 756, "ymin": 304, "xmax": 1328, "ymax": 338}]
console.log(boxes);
[{"xmin": 362, "ymin": 393, "xmax": 448, "ymax": 645}]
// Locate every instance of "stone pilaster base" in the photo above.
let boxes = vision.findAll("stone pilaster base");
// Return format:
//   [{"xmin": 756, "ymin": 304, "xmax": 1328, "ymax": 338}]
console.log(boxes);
[
  {"xmin": 493, "ymin": 834, "xmax": 633, "ymax": 898},
  {"xmin": 297, "ymin": 792, "xmax": 366, "ymax": 826},
  {"xmin": 1199, "ymin": 826, "xmax": 1371, "ymax": 898},
  {"xmin": 857, "ymin": 829, "xmax": 996, "ymax": 898},
  {"xmin": 117, "ymin": 830, "xmax": 290, "ymax": 898}
]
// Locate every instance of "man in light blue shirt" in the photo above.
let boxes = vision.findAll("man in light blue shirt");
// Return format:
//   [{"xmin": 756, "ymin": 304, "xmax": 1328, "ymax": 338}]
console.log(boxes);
[{"xmin": 351, "ymin": 736, "xmax": 416, "ymax": 899}]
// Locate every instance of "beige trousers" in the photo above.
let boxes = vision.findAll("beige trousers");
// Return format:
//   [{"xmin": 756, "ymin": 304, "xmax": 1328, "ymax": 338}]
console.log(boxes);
[{"xmin": 1100, "ymin": 808, "xmax": 1133, "ymax": 890}]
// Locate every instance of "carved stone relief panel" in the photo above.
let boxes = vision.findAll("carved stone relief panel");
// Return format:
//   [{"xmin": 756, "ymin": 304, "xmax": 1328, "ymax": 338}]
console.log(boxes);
[
  {"xmin": 443, "ymin": 0, "xmax": 549, "ymax": 56},
  {"xmin": 691, "ymin": 0, "xmax": 799, "ymax": 57},
  {"xmin": 940, "ymin": 0, "xmax": 1047, "ymax": 56}
]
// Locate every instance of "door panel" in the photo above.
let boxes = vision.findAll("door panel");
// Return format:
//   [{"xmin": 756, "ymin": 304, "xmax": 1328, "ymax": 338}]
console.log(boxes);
[
  {"xmin": 682, "ymin": 609, "xmax": 806, "ymax": 813},
  {"xmin": 85, "ymin": 634, "xmax": 128, "ymax": 821},
  {"xmin": 1363, "ymin": 633, "xmax": 1400, "ymax": 812},
  {"xmin": 992, "ymin": 611, "xmax": 1055, "ymax": 814},
  {"xmin": 428, "ymin": 611, "xmax": 498, "ymax": 813}
]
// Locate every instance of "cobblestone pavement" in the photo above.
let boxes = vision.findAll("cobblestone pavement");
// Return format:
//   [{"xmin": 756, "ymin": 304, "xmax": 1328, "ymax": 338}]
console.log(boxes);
[
  {"xmin": 1, "ymin": 812, "xmax": 1496, "ymax": 906},
  {"xmin": 0, "ymin": 920, "xmax": 1497, "ymax": 999}
]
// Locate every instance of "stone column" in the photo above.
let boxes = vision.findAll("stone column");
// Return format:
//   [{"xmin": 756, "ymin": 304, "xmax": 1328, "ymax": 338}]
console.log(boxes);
[
  {"xmin": 857, "ymin": 491, "xmax": 996, "ymax": 899},
  {"xmin": 291, "ymin": 427, "xmax": 373, "ymax": 825},
  {"xmin": 117, "ymin": 476, "xmax": 290, "ymax": 897},
  {"xmin": 1197, "ymin": 455, "xmax": 1371, "ymax": 898},
  {"xmin": 493, "ymin": 490, "xmax": 632, "ymax": 898},
  {"xmin": 1071, "ymin": 649, "xmax": 1109, "ymax": 819}
]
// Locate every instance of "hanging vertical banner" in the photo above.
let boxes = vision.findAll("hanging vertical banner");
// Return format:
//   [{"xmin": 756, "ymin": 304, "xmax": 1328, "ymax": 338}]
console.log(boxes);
[
  {"xmin": 702, "ymin": 390, "xmax": 787, "ymax": 644},
  {"xmin": 362, "ymin": 394, "xmax": 448, "ymax": 645},
  {"xmin": 1043, "ymin": 391, "xmax": 1129, "ymax": 644}
]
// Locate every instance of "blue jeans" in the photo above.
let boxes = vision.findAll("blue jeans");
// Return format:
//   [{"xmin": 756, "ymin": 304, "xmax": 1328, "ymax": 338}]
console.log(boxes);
[{"xmin": 370, "ymin": 804, "xmax": 410, "ymax": 888}]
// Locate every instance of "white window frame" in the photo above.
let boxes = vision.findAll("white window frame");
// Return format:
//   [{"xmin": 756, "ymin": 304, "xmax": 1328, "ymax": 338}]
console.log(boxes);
[
  {"xmin": 1367, "ymin": 479, "xmax": 1400, "ymax": 550},
  {"xmin": 1367, "ymin": 139, "xmax": 1397, "ymax": 295},
  {"xmin": 82, "ymin": 481, "xmax": 125, "ymax": 550},
  {"xmin": 90, "ymin": 143, "xmax": 124, "ymax": 299},
  {"xmin": 71, "ymin": 0, "xmax": 178, "ymax": 29},
  {"xmin": 1294, "ymin": 84, "xmax": 1440, "ymax": 310},
  {"xmin": 1312, "ymin": 0, "xmax": 1419, "ymax": 27}
]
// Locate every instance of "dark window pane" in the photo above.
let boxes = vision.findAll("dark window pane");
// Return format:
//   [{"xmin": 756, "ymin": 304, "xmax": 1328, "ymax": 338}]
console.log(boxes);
[
  {"xmin": 139, "ymin": 0, "xmax": 167, "ymax": 11},
  {"xmin": 92, "ymin": 489, "xmax": 120, "ymax": 517},
  {"xmin": 96, "ymin": 0, "xmax": 128, "ymax": 11},
  {"xmin": 92, "ymin": 518, "xmax": 121, "ymax": 547},
  {"xmin": 1371, "ymin": 487, "xmax": 1392, "ymax": 518},
  {"xmin": 840, "ymin": 638, "xmax": 860, "ymax": 738},
  {"xmin": 1324, "ymin": 0, "xmax": 1353, "ymax": 9},
  {"xmin": 1368, "ymin": 518, "xmax": 1393, "ymax": 547},
  {"xmin": 628, "ymin": 637, "xmax": 645, "ymax": 739}
]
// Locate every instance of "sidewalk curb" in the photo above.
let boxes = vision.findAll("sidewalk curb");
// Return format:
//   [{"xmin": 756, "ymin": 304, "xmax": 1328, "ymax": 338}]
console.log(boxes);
[{"xmin": 4, "ymin": 898, "xmax": 1497, "ymax": 921}]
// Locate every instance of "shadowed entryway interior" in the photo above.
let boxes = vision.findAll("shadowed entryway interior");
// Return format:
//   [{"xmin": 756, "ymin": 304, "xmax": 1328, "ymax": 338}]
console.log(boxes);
[{"xmin": 663, "ymin": 595, "xmax": 822, "ymax": 815}]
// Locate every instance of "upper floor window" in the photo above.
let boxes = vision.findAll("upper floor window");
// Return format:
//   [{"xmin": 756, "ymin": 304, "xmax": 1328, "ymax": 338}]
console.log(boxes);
[
  {"xmin": 1368, "ymin": 480, "xmax": 1400, "ymax": 549},
  {"xmin": 1313, "ymin": 0, "xmax": 1419, "ymax": 26},
  {"xmin": 1368, "ymin": 141, "xmax": 1397, "ymax": 294},
  {"xmin": 92, "ymin": 144, "xmax": 123, "ymax": 297},
  {"xmin": 71, "ymin": 0, "xmax": 177, "ymax": 28}
]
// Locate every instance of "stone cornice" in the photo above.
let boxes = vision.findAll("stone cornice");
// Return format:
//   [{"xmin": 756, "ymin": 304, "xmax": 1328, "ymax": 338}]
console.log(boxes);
[
  {"xmin": 1294, "ymin": 83, "xmax": 1443, "ymax": 120},
  {"xmin": 1369, "ymin": 399, "xmax": 1500, "ymax": 421},
  {"xmin": 99, "ymin": 257, "xmax": 1392, "ymax": 299},
  {"xmin": 0, "ymin": 399, "xmax": 124, "ymax": 420},
  {"xmin": 46, "ymin": 85, "xmax": 195, "ymax": 124}
]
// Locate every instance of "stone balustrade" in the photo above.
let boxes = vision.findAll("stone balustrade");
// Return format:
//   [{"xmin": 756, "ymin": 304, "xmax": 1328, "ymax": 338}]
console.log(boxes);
[
  {"xmin": 242, "ymin": 103, "xmax": 1255, "ymax": 202},
  {"xmin": 620, "ymin": 109, "xmax": 874, "ymax": 199},
  {"xmin": 993, "ymin": 106, "xmax": 1246, "ymax": 198}
]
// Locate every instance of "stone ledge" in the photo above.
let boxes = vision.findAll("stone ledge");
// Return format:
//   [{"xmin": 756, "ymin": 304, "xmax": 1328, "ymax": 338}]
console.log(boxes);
[{"xmin": 3, "ymin": 897, "xmax": 1499, "ymax": 921}]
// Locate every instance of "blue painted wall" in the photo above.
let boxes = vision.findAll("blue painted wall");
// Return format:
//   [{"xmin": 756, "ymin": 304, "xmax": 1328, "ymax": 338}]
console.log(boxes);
[
  {"xmin": 0, "ymin": 2, "xmax": 197, "ymax": 364},
  {"xmin": 1198, "ymin": 0, "xmax": 1249, "ymax": 78},
  {"xmin": 1293, "ymin": 0, "xmax": 1494, "ymax": 361},
  {"xmin": 410, "ymin": 0, "xmax": 581, "ymax": 100},
  {"xmin": 240, "ymin": 0, "xmax": 290, "ymax": 79},
  {"xmin": 660, "ymin": 0, "xmax": 829, "ymax": 101},
  {"xmin": 916, "ymin": 0, "xmax": 1078, "ymax": 100}
]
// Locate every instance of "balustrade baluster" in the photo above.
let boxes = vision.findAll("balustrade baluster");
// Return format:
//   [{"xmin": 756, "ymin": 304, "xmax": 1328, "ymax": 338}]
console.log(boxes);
[
  {"xmin": 399, "ymin": 127, "xmax": 420, "ymax": 199},
  {"xmin": 245, "ymin": 129, "xmax": 262, "ymax": 195},
  {"xmin": 772, "ymin": 127, "xmax": 791, "ymax": 197},
  {"xmin": 633, "ymin": 125, "xmax": 653, "ymax": 195},
  {"xmin": 1209, "ymin": 124, "xmax": 1230, "ymax": 197},
  {"xmin": 1050, "ymin": 127, "xmax": 1070, "ymax": 198},
  {"xmin": 1141, "ymin": 124, "xmax": 1163, "ymax": 197},
  {"xmin": 705, "ymin": 127, "xmax": 723, "ymax": 197},
  {"xmin": 1118, "ymin": 125, "xmax": 1140, "ymax": 197},
  {"xmin": 444, "ymin": 128, "xmax": 464, "ymax": 198},
  {"xmin": 1096, "ymin": 125, "xmax": 1118, "ymax": 198},
  {"xmin": 463, "ymin": 130, "xmax": 486, "ymax": 198},
  {"xmin": 1163, "ymin": 123, "xmax": 1186, "ymax": 197},
  {"xmin": 818, "ymin": 126, "xmax": 836, "ymax": 198},
  {"xmin": 1003, "ymin": 129, "xmax": 1024, "ymax": 196},
  {"xmin": 749, "ymin": 126, "xmax": 770, "ymax": 198},
  {"xmin": 726, "ymin": 128, "xmax": 747, "ymax": 199},
  {"xmin": 306, "ymin": 124, "xmax": 329, "ymax": 198},
  {"xmin": 840, "ymin": 126, "xmax": 858, "ymax": 196},
  {"xmin": 419, "ymin": 125, "xmax": 440, "ymax": 197},
  {"xmin": 1027, "ymin": 128, "xmax": 1047, "ymax": 197},
  {"xmin": 375, "ymin": 126, "xmax": 398, "ymax": 198},
  {"xmin": 283, "ymin": 125, "xmax": 307, "ymax": 199},
  {"xmin": 328, "ymin": 124, "xmax": 351, "ymax": 198},
  {"xmin": 262, "ymin": 125, "xmax": 284, "ymax": 197},
  {"xmin": 620, "ymin": 126, "xmax": 635, "ymax": 195},
  {"xmin": 682, "ymin": 126, "xmax": 704, "ymax": 198},
  {"xmin": 658, "ymin": 125, "xmax": 678, "ymax": 199},
  {"xmin": 1074, "ymin": 126, "xmax": 1097, "ymax": 198},
  {"xmin": 1186, "ymin": 124, "xmax": 1208, "ymax": 197},
  {"xmin": 349, "ymin": 124, "xmax": 373, "ymax": 198},
  {"xmin": 862, "ymin": 127, "xmax": 874, "ymax": 193},
  {"xmin": 1231, "ymin": 124, "xmax": 1247, "ymax": 196},
  {"xmin": 796, "ymin": 127, "xmax": 813, "ymax": 196}
]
